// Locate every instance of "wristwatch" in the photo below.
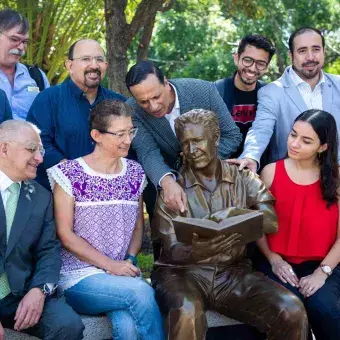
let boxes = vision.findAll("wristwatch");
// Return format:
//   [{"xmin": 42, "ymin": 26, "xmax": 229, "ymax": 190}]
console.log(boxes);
[
  {"xmin": 37, "ymin": 283, "xmax": 57, "ymax": 296},
  {"xmin": 125, "ymin": 254, "xmax": 138, "ymax": 266},
  {"xmin": 320, "ymin": 264, "xmax": 332, "ymax": 277}
]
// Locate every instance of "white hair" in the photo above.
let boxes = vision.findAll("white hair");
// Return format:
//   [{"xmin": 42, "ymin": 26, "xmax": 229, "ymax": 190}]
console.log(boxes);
[{"xmin": 0, "ymin": 120, "xmax": 41, "ymax": 143}]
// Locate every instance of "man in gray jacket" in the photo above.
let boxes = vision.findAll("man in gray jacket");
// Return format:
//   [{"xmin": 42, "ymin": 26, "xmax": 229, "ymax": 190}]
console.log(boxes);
[
  {"xmin": 126, "ymin": 61, "xmax": 242, "ymax": 214},
  {"xmin": 232, "ymin": 27, "xmax": 340, "ymax": 172}
]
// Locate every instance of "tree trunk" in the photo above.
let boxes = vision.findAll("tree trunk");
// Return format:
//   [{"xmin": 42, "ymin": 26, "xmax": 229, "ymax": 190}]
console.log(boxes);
[
  {"xmin": 137, "ymin": 13, "xmax": 157, "ymax": 61},
  {"xmin": 104, "ymin": 0, "xmax": 171, "ymax": 96},
  {"xmin": 104, "ymin": 0, "xmax": 130, "ymax": 96}
]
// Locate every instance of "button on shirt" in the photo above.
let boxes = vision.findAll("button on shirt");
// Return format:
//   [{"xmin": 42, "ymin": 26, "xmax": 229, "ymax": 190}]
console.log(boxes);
[
  {"xmin": 0, "ymin": 170, "xmax": 21, "ymax": 208},
  {"xmin": 0, "ymin": 63, "xmax": 50, "ymax": 120},
  {"xmin": 289, "ymin": 66, "xmax": 325, "ymax": 110},
  {"xmin": 26, "ymin": 78, "xmax": 126, "ymax": 189}
]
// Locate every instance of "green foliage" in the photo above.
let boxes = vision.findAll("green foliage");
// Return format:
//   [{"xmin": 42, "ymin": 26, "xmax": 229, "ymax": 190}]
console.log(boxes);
[
  {"xmin": 1, "ymin": 0, "xmax": 105, "ymax": 84},
  {"xmin": 148, "ymin": 0, "xmax": 238, "ymax": 80}
]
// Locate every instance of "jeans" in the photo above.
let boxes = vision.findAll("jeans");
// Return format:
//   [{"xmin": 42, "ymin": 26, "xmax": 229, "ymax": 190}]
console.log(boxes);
[
  {"xmin": 64, "ymin": 273, "xmax": 164, "ymax": 340},
  {"xmin": 256, "ymin": 254, "xmax": 340, "ymax": 340}
]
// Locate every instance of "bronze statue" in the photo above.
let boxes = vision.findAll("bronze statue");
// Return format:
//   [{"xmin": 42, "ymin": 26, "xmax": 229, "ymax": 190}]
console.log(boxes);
[{"xmin": 151, "ymin": 109, "xmax": 308, "ymax": 340}]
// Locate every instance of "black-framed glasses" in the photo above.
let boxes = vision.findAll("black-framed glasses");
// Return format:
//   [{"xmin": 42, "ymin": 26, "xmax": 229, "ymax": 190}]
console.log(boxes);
[
  {"xmin": 98, "ymin": 127, "xmax": 138, "ymax": 141},
  {"xmin": 70, "ymin": 56, "xmax": 106, "ymax": 64},
  {"xmin": 0, "ymin": 30, "xmax": 30, "ymax": 46},
  {"xmin": 241, "ymin": 56, "xmax": 268, "ymax": 71}
]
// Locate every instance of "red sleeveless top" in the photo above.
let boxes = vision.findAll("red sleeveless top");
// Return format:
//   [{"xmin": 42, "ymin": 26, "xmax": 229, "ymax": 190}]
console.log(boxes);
[{"xmin": 267, "ymin": 159, "xmax": 338, "ymax": 264}]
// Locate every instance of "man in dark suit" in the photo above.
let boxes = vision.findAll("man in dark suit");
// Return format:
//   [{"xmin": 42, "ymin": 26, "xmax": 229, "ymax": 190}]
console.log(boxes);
[
  {"xmin": 0, "ymin": 89, "xmax": 12, "ymax": 123},
  {"xmin": 126, "ymin": 61, "xmax": 242, "ymax": 214},
  {"xmin": 0, "ymin": 120, "xmax": 84, "ymax": 339}
]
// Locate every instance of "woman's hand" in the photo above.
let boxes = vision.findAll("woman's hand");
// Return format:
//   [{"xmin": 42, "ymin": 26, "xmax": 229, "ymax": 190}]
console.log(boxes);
[
  {"xmin": 269, "ymin": 253, "xmax": 299, "ymax": 287},
  {"xmin": 107, "ymin": 260, "xmax": 140, "ymax": 277},
  {"xmin": 299, "ymin": 268, "xmax": 327, "ymax": 297}
]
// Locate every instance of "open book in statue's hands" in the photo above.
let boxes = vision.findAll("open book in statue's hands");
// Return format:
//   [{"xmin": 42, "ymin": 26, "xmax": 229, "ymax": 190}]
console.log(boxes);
[{"xmin": 173, "ymin": 209, "xmax": 263, "ymax": 245}]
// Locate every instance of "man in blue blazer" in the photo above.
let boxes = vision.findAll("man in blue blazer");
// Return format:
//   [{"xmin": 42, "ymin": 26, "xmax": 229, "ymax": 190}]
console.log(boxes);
[
  {"xmin": 126, "ymin": 61, "xmax": 242, "ymax": 214},
  {"xmin": 0, "ymin": 89, "xmax": 12, "ymax": 123},
  {"xmin": 232, "ymin": 27, "xmax": 340, "ymax": 172},
  {"xmin": 0, "ymin": 120, "xmax": 84, "ymax": 339}
]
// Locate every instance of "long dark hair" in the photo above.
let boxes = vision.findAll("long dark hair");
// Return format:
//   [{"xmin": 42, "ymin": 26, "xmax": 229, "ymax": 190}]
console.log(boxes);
[{"xmin": 294, "ymin": 109, "xmax": 339, "ymax": 207}]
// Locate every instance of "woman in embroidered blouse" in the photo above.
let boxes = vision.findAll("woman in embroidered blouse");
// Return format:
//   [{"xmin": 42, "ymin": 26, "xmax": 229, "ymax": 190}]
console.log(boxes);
[
  {"xmin": 47, "ymin": 100, "xmax": 164, "ymax": 340},
  {"xmin": 256, "ymin": 109, "xmax": 340, "ymax": 340}
]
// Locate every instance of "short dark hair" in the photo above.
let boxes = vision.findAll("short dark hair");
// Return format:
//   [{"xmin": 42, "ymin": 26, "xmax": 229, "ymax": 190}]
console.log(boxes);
[
  {"xmin": 0, "ymin": 9, "xmax": 29, "ymax": 35},
  {"xmin": 237, "ymin": 34, "xmax": 276, "ymax": 61},
  {"xmin": 289, "ymin": 27, "xmax": 325, "ymax": 54},
  {"xmin": 125, "ymin": 60, "xmax": 165, "ymax": 91},
  {"xmin": 90, "ymin": 100, "xmax": 132, "ymax": 138}
]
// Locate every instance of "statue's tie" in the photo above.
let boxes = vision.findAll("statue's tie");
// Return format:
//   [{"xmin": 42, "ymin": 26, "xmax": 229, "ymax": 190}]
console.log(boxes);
[{"xmin": 0, "ymin": 182, "xmax": 20, "ymax": 299}]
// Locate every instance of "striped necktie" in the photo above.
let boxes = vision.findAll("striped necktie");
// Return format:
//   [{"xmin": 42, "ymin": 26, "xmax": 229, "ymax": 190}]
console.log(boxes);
[{"xmin": 0, "ymin": 182, "xmax": 20, "ymax": 299}]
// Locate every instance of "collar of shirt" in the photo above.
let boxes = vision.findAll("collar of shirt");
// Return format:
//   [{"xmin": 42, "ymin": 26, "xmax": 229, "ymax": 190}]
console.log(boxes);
[
  {"xmin": 0, "ymin": 169, "xmax": 21, "ymax": 205},
  {"xmin": 67, "ymin": 78, "xmax": 103, "ymax": 102},
  {"xmin": 182, "ymin": 160, "xmax": 235, "ymax": 190},
  {"xmin": 168, "ymin": 83, "xmax": 180, "ymax": 114},
  {"xmin": 289, "ymin": 66, "xmax": 325, "ymax": 90}
]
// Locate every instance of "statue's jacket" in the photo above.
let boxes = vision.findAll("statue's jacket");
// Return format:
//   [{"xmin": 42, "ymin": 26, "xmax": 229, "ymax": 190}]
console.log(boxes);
[{"xmin": 153, "ymin": 161, "xmax": 278, "ymax": 267}]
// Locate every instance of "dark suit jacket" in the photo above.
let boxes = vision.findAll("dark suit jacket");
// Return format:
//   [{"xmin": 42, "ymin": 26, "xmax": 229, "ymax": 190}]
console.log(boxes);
[
  {"xmin": 0, "ymin": 180, "xmax": 61, "ymax": 296},
  {"xmin": 128, "ymin": 78, "xmax": 242, "ymax": 187},
  {"xmin": 0, "ymin": 89, "xmax": 12, "ymax": 123}
]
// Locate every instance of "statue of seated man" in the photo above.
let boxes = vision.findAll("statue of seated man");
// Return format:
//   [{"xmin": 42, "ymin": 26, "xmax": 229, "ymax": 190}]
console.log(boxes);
[{"xmin": 151, "ymin": 109, "xmax": 308, "ymax": 340}]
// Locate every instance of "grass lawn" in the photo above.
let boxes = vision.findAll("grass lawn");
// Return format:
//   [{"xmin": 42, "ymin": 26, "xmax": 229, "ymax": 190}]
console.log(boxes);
[{"xmin": 137, "ymin": 253, "xmax": 154, "ymax": 279}]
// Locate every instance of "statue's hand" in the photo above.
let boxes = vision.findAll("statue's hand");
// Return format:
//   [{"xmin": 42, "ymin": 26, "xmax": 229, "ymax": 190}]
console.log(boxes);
[{"xmin": 191, "ymin": 232, "xmax": 241, "ymax": 261}]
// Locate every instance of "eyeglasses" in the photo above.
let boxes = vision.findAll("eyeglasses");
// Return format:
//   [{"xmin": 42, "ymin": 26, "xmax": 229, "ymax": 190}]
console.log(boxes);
[
  {"xmin": 0, "ymin": 31, "xmax": 30, "ymax": 46},
  {"xmin": 70, "ymin": 56, "xmax": 106, "ymax": 64},
  {"xmin": 98, "ymin": 127, "xmax": 138, "ymax": 141},
  {"xmin": 241, "ymin": 56, "xmax": 268, "ymax": 71}
]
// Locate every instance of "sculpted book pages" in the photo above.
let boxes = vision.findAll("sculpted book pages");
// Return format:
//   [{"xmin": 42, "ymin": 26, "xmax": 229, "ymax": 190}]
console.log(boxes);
[{"xmin": 173, "ymin": 211, "xmax": 263, "ymax": 245}]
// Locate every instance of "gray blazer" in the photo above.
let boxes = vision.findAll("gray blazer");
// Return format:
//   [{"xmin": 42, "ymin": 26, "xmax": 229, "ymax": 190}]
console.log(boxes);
[
  {"xmin": 0, "ymin": 180, "xmax": 61, "ymax": 296},
  {"xmin": 240, "ymin": 66, "xmax": 340, "ymax": 164},
  {"xmin": 128, "ymin": 78, "xmax": 242, "ymax": 187}
]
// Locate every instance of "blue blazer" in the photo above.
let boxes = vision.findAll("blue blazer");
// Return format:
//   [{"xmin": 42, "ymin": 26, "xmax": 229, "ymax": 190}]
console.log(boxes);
[
  {"xmin": 0, "ymin": 89, "xmax": 12, "ymax": 123},
  {"xmin": 241, "ymin": 66, "xmax": 340, "ymax": 164}
]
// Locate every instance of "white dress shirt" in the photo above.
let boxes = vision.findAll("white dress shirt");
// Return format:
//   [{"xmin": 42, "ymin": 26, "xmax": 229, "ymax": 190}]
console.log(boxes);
[
  {"xmin": 164, "ymin": 84, "xmax": 180, "ymax": 134},
  {"xmin": 159, "ymin": 84, "xmax": 181, "ymax": 186},
  {"xmin": 0, "ymin": 169, "xmax": 21, "ymax": 207},
  {"xmin": 289, "ymin": 66, "xmax": 325, "ymax": 110}
]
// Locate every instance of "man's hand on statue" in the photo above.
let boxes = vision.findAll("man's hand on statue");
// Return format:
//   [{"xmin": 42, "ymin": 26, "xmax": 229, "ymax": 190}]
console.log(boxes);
[
  {"xmin": 161, "ymin": 176, "xmax": 188, "ymax": 213},
  {"xmin": 226, "ymin": 158, "xmax": 258, "ymax": 173},
  {"xmin": 106, "ymin": 260, "xmax": 140, "ymax": 277},
  {"xmin": 270, "ymin": 253, "xmax": 299, "ymax": 287},
  {"xmin": 191, "ymin": 233, "xmax": 240, "ymax": 261}
]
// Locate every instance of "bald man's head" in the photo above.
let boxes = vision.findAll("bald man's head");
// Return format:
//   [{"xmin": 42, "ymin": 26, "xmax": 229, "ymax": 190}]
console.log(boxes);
[{"xmin": 66, "ymin": 39, "xmax": 108, "ymax": 91}]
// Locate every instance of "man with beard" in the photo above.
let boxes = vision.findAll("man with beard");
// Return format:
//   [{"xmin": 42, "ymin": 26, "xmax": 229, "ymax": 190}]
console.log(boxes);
[
  {"xmin": 215, "ymin": 34, "xmax": 275, "ymax": 159},
  {"xmin": 229, "ymin": 27, "xmax": 340, "ymax": 172},
  {"xmin": 0, "ymin": 9, "xmax": 50, "ymax": 120},
  {"xmin": 27, "ymin": 39, "xmax": 125, "ymax": 189}
]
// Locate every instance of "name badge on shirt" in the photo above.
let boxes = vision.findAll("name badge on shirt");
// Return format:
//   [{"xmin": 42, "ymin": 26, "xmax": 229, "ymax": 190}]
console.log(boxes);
[{"xmin": 27, "ymin": 86, "xmax": 40, "ymax": 93}]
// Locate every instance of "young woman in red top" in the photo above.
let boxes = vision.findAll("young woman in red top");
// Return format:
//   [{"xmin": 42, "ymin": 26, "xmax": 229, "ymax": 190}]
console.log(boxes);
[{"xmin": 257, "ymin": 109, "xmax": 340, "ymax": 340}]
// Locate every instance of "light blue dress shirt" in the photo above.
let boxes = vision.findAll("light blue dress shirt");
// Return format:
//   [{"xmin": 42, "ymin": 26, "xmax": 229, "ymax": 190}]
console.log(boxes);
[{"xmin": 0, "ymin": 62, "xmax": 50, "ymax": 120}]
